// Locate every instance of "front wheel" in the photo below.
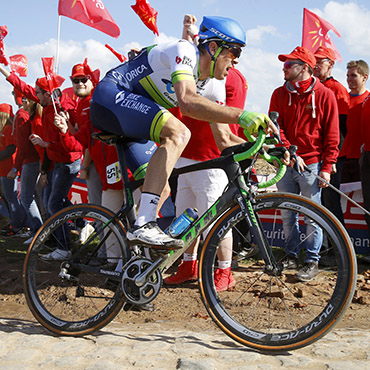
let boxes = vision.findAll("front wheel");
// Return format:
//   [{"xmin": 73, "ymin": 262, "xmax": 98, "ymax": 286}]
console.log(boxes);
[
  {"xmin": 23, "ymin": 204, "xmax": 131, "ymax": 336},
  {"xmin": 199, "ymin": 192, "xmax": 357, "ymax": 352}
]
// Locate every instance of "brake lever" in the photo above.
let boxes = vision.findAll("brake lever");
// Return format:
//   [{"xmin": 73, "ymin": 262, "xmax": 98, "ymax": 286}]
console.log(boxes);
[
  {"xmin": 288, "ymin": 145, "xmax": 301, "ymax": 174},
  {"xmin": 269, "ymin": 111, "xmax": 284, "ymax": 145}
]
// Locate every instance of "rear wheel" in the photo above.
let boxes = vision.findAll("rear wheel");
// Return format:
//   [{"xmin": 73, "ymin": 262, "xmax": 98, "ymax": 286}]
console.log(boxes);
[
  {"xmin": 199, "ymin": 192, "xmax": 357, "ymax": 351},
  {"xmin": 23, "ymin": 204, "xmax": 131, "ymax": 336}
]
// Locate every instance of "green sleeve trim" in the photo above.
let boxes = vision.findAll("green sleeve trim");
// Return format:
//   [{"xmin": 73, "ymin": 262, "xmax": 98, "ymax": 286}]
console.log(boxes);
[
  {"xmin": 150, "ymin": 109, "xmax": 172, "ymax": 143},
  {"xmin": 171, "ymin": 70, "xmax": 194, "ymax": 84},
  {"xmin": 140, "ymin": 76, "xmax": 173, "ymax": 109},
  {"xmin": 146, "ymin": 44, "xmax": 157, "ymax": 53},
  {"xmin": 133, "ymin": 162, "xmax": 148, "ymax": 180}
]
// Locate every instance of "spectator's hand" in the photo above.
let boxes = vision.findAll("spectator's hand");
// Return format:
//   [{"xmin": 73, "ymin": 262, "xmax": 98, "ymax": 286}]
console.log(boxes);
[
  {"xmin": 6, "ymin": 169, "xmax": 17, "ymax": 180},
  {"xmin": 54, "ymin": 111, "xmax": 69, "ymax": 134},
  {"xmin": 130, "ymin": 48, "xmax": 141, "ymax": 55},
  {"xmin": 293, "ymin": 156, "xmax": 306, "ymax": 172},
  {"xmin": 318, "ymin": 171, "xmax": 330, "ymax": 188},
  {"xmin": 40, "ymin": 173, "xmax": 48, "ymax": 187},
  {"xmin": 331, "ymin": 163, "xmax": 337, "ymax": 174},
  {"xmin": 29, "ymin": 134, "xmax": 48, "ymax": 148},
  {"xmin": 79, "ymin": 168, "xmax": 89, "ymax": 180}
]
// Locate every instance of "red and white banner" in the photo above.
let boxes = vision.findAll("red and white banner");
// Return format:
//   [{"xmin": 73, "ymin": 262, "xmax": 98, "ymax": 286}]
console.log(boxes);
[{"xmin": 9, "ymin": 54, "xmax": 28, "ymax": 77}]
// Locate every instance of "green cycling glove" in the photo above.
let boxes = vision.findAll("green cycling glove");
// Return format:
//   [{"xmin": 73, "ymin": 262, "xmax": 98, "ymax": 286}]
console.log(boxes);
[{"xmin": 238, "ymin": 111, "xmax": 270, "ymax": 135}]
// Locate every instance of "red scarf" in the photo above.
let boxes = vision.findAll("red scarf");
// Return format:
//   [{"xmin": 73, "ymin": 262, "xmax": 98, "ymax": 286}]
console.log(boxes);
[{"xmin": 294, "ymin": 77, "xmax": 313, "ymax": 94}]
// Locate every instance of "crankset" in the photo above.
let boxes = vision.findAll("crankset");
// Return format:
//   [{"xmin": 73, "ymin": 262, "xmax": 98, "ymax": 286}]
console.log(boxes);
[{"xmin": 121, "ymin": 257, "xmax": 162, "ymax": 305}]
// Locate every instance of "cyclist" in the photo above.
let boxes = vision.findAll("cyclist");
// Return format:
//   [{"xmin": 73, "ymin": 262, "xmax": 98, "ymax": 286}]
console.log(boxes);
[{"xmin": 90, "ymin": 16, "xmax": 278, "ymax": 249}]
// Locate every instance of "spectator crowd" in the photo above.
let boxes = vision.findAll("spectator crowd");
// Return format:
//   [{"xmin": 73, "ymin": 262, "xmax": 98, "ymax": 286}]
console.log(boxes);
[{"xmin": 0, "ymin": 14, "xmax": 369, "ymax": 292}]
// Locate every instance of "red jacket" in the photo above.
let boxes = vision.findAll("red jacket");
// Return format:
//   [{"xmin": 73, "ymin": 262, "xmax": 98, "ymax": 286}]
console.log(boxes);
[
  {"xmin": 59, "ymin": 95, "xmax": 123, "ymax": 191},
  {"xmin": 361, "ymin": 94, "xmax": 370, "ymax": 151},
  {"xmin": 13, "ymin": 108, "xmax": 40, "ymax": 170},
  {"xmin": 178, "ymin": 68, "xmax": 247, "ymax": 161},
  {"xmin": 0, "ymin": 124, "xmax": 16, "ymax": 176},
  {"xmin": 7, "ymin": 72, "xmax": 82, "ymax": 164},
  {"xmin": 322, "ymin": 77, "xmax": 350, "ymax": 116},
  {"xmin": 340, "ymin": 91, "xmax": 370, "ymax": 159},
  {"xmin": 269, "ymin": 77, "xmax": 339, "ymax": 173}
]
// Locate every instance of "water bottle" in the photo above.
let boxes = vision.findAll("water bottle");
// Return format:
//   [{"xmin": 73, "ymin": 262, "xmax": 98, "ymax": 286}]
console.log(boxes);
[{"xmin": 165, "ymin": 208, "xmax": 198, "ymax": 237}]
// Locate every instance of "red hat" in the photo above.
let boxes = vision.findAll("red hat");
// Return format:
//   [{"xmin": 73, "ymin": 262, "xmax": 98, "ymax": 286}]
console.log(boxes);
[
  {"xmin": 0, "ymin": 103, "xmax": 14, "ymax": 117},
  {"xmin": 278, "ymin": 46, "xmax": 317, "ymax": 69},
  {"xmin": 70, "ymin": 59, "xmax": 100, "ymax": 86},
  {"xmin": 13, "ymin": 88, "xmax": 23, "ymax": 106},
  {"xmin": 71, "ymin": 63, "xmax": 86, "ymax": 78},
  {"xmin": 314, "ymin": 46, "xmax": 336, "ymax": 62},
  {"xmin": 36, "ymin": 74, "xmax": 65, "ymax": 92}
]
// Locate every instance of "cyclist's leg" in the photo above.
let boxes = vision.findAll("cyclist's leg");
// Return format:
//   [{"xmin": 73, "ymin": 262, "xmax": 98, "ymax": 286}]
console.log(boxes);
[{"xmin": 91, "ymin": 86, "xmax": 189, "ymax": 248}]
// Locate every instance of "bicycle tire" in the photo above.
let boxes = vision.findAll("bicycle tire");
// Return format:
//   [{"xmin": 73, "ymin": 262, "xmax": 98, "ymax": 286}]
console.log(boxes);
[
  {"xmin": 199, "ymin": 192, "xmax": 357, "ymax": 351},
  {"xmin": 23, "ymin": 204, "xmax": 131, "ymax": 336}
]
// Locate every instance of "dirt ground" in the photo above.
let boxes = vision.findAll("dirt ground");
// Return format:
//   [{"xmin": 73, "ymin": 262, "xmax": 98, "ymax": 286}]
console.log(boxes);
[{"xmin": 1, "ymin": 230, "xmax": 370, "ymax": 335}]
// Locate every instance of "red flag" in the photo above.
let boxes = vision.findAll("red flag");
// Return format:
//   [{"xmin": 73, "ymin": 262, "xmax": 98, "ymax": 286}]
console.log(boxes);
[
  {"xmin": 105, "ymin": 44, "xmax": 127, "ymax": 63},
  {"xmin": 302, "ymin": 8, "xmax": 342, "ymax": 62},
  {"xmin": 41, "ymin": 57, "xmax": 65, "ymax": 92},
  {"xmin": 58, "ymin": 0, "xmax": 120, "ymax": 38},
  {"xmin": 0, "ymin": 25, "xmax": 9, "ymax": 66},
  {"xmin": 131, "ymin": 0, "xmax": 159, "ymax": 36},
  {"xmin": 9, "ymin": 54, "xmax": 28, "ymax": 77},
  {"xmin": 82, "ymin": 58, "xmax": 100, "ymax": 86}
]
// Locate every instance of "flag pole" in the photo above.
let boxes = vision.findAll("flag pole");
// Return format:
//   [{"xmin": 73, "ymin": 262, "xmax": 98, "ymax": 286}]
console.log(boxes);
[{"xmin": 55, "ymin": 15, "xmax": 61, "ymax": 74}]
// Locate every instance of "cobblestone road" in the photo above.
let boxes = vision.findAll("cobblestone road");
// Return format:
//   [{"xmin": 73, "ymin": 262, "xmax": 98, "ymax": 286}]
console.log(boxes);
[{"xmin": 0, "ymin": 318, "xmax": 369, "ymax": 369}]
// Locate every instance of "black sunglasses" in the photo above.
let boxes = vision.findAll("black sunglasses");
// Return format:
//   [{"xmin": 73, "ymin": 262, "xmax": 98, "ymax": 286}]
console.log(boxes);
[
  {"xmin": 222, "ymin": 44, "xmax": 242, "ymax": 60},
  {"xmin": 283, "ymin": 61, "xmax": 305, "ymax": 69},
  {"xmin": 72, "ymin": 77, "xmax": 88, "ymax": 84}
]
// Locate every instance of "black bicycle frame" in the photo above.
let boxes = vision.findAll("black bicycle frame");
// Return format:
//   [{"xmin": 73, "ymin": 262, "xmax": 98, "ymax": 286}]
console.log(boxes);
[{"xmin": 78, "ymin": 135, "xmax": 278, "ymax": 277}]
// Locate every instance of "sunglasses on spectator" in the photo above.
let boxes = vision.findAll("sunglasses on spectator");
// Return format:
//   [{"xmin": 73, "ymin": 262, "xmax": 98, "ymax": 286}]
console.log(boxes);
[
  {"xmin": 222, "ymin": 44, "xmax": 242, "ymax": 60},
  {"xmin": 72, "ymin": 77, "xmax": 88, "ymax": 84},
  {"xmin": 283, "ymin": 61, "xmax": 305, "ymax": 69},
  {"xmin": 315, "ymin": 59, "xmax": 331, "ymax": 65},
  {"xmin": 21, "ymin": 97, "xmax": 27, "ymax": 102}
]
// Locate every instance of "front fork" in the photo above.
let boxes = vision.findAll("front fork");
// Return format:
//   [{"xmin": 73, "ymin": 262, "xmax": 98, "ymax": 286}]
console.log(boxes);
[{"xmin": 235, "ymin": 191, "xmax": 281, "ymax": 276}]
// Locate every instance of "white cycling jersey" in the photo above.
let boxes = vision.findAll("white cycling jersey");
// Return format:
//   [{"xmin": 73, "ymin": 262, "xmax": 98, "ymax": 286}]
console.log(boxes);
[{"xmin": 105, "ymin": 39, "xmax": 225, "ymax": 107}]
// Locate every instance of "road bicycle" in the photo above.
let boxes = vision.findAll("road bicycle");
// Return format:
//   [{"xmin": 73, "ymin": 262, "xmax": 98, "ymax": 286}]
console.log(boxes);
[{"xmin": 22, "ymin": 126, "xmax": 357, "ymax": 352}]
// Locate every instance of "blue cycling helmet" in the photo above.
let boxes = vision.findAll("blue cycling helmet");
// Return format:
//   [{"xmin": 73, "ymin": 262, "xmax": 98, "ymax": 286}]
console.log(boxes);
[{"xmin": 198, "ymin": 16, "xmax": 246, "ymax": 46}]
